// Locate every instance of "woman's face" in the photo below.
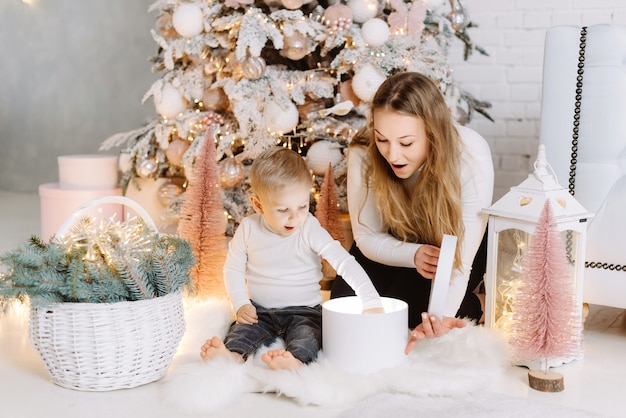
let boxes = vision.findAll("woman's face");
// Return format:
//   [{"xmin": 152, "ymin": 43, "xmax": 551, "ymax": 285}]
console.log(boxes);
[{"xmin": 373, "ymin": 108, "xmax": 429, "ymax": 179}]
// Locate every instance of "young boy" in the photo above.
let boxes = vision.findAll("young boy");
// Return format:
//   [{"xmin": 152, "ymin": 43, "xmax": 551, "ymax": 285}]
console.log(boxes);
[{"xmin": 200, "ymin": 146, "xmax": 383, "ymax": 370}]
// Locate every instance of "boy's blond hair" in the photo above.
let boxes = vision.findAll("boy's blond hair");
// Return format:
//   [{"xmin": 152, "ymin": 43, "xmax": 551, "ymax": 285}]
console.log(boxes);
[{"xmin": 249, "ymin": 147, "xmax": 312, "ymax": 199}]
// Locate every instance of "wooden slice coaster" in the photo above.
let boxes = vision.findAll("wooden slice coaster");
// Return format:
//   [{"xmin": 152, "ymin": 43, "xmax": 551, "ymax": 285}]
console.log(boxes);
[{"xmin": 528, "ymin": 369, "xmax": 564, "ymax": 392}]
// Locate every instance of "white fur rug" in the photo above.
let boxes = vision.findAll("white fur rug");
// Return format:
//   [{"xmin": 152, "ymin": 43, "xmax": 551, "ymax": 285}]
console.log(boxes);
[{"xmin": 160, "ymin": 298, "xmax": 512, "ymax": 414}]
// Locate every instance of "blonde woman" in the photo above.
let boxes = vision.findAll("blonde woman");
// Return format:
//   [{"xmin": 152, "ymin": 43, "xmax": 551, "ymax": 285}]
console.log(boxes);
[{"xmin": 331, "ymin": 72, "xmax": 494, "ymax": 351}]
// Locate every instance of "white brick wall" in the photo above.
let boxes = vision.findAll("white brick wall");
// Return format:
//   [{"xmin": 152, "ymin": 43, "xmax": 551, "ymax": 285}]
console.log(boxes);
[{"xmin": 448, "ymin": 0, "xmax": 626, "ymax": 200}]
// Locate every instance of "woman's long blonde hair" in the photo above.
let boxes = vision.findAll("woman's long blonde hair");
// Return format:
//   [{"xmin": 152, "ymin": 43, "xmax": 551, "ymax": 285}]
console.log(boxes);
[{"xmin": 354, "ymin": 72, "xmax": 464, "ymax": 268}]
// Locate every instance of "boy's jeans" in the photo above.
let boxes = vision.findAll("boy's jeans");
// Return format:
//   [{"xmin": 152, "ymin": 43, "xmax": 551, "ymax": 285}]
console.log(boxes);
[{"xmin": 224, "ymin": 301, "xmax": 322, "ymax": 364}]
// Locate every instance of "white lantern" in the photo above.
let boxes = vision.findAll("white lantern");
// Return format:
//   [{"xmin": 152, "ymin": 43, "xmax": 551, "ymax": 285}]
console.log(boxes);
[{"xmin": 482, "ymin": 145, "xmax": 593, "ymax": 369}]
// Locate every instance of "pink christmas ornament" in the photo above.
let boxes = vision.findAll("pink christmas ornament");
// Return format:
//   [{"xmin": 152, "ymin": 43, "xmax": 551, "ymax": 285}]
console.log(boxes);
[
  {"xmin": 165, "ymin": 138, "xmax": 190, "ymax": 166},
  {"xmin": 388, "ymin": 0, "xmax": 426, "ymax": 38},
  {"xmin": 323, "ymin": 4, "xmax": 353, "ymax": 31},
  {"xmin": 281, "ymin": 0, "xmax": 304, "ymax": 9}
]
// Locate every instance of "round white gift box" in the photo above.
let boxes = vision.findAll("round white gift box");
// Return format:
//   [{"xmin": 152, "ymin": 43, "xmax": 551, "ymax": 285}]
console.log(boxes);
[
  {"xmin": 322, "ymin": 296, "xmax": 408, "ymax": 374},
  {"xmin": 58, "ymin": 154, "xmax": 119, "ymax": 190},
  {"xmin": 38, "ymin": 183, "xmax": 123, "ymax": 240}
]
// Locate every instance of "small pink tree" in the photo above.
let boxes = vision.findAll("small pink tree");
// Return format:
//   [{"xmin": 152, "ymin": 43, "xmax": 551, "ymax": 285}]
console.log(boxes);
[
  {"xmin": 315, "ymin": 163, "xmax": 345, "ymax": 281},
  {"xmin": 315, "ymin": 163, "xmax": 345, "ymax": 243},
  {"xmin": 177, "ymin": 128, "xmax": 228, "ymax": 298},
  {"xmin": 509, "ymin": 200, "xmax": 583, "ymax": 390}
]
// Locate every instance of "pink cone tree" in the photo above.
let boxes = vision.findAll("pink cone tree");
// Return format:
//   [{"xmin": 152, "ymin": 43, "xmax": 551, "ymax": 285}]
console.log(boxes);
[
  {"xmin": 509, "ymin": 200, "xmax": 583, "ymax": 368},
  {"xmin": 315, "ymin": 163, "xmax": 345, "ymax": 280},
  {"xmin": 177, "ymin": 128, "xmax": 228, "ymax": 298}
]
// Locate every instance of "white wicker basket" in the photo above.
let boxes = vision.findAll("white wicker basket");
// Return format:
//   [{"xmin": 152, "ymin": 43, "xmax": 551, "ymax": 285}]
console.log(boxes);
[{"xmin": 28, "ymin": 196, "xmax": 187, "ymax": 391}]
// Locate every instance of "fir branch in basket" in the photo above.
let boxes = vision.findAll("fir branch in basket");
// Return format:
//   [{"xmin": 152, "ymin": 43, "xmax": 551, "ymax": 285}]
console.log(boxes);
[{"xmin": 0, "ymin": 217, "xmax": 195, "ymax": 310}]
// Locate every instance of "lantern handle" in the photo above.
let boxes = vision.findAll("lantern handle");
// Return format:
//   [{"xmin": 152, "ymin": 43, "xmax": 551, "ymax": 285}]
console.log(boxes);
[{"xmin": 534, "ymin": 144, "xmax": 559, "ymax": 187}]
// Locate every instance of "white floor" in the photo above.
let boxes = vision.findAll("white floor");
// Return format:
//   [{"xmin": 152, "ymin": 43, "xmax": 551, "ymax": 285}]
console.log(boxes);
[{"xmin": 1, "ymin": 190, "xmax": 625, "ymax": 417}]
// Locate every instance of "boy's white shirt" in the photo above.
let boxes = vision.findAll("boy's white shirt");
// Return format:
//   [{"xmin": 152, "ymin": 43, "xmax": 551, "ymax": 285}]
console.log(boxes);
[
  {"xmin": 224, "ymin": 212, "xmax": 383, "ymax": 313},
  {"xmin": 347, "ymin": 125, "xmax": 494, "ymax": 317}
]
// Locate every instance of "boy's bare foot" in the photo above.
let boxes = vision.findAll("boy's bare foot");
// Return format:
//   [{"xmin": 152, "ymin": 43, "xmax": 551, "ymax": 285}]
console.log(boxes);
[
  {"xmin": 200, "ymin": 336, "xmax": 242, "ymax": 363},
  {"xmin": 261, "ymin": 349, "xmax": 303, "ymax": 370}
]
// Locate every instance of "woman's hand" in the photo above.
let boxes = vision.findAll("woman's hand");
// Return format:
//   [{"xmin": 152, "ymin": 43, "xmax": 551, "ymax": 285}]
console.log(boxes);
[
  {"xmin": 404, "ymin": 313, "xmax": 466, "ymax": 354},
  {"xmin": 236, "ymin": 304, "xmax": 258, "ymax": 325},
  {"xmin": 414, "ymin": 245, "xmax": 440, "ymax": 279}
]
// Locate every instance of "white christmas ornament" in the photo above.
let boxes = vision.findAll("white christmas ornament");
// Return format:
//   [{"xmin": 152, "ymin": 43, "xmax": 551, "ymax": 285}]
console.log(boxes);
[
  {"xmin": 219, "ymin": 156, "xmax": 246, "ymax": 189},
  {"xmin": 264, "ymin": 99, "xmax": 299, "ymax": 134},
  {"xmin": 361, "ymin": 18, "xmax": 390, "ymax": 47},
  {"xmin": 306, "ymin": 140, "xmax": 343, "ymax": 176},
  {"xmin": 346, "ymin": 0, "xmax": 378, "ymax": 23},
  {"xmin": 351, "ymin": 64, "xmax": 387, "ymax": 102},
  {"xmin": 172, "ymin": 3, "xmax": 204, "ymax": 38},
  {"xmin": 155, "ymin": 83, "xmax": 185, "ymax": 118}
]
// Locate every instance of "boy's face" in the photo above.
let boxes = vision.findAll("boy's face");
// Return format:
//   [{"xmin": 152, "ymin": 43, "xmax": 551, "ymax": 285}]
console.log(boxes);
[{"xmin": 251, "ymin": 182, "xmax": 310, "ymax": 237}]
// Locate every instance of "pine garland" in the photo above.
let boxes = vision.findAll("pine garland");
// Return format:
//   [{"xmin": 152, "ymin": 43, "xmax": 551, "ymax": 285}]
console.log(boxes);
[{"xmin": 0, "ymin": 217, "xmax": 195, "ymax": 311}]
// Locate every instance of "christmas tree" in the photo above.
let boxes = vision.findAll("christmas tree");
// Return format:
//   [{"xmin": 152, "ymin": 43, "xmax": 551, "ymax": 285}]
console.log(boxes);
[{"xmin": 100, "ymin": 0, "xmax": 489, "ymax": 233}]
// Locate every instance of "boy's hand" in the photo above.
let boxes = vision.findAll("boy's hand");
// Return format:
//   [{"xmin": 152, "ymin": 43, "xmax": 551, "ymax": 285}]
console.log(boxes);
[{"xmin": 236, "ymin": 304, "xmax": 258, "ymax": 325}]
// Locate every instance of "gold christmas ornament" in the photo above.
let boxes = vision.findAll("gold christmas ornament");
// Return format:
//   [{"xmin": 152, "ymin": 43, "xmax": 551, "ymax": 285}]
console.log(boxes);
[
  {"xmin": 165, "ymin": 138, "xmax": 191, "ymax": 166},
  {"xmin": 155, "ymin": 13, "xmax": 178, "ymax": 39},
  {"xmin": 204, "ymin": 55, "xmax": 225, "ymax": 75},
  {"xmin": 219, "ymin": 156, "xmax": 246, "ymax": 189},
  {"xmin": 137, "ymin": 158, "xmax": 159, "ymax": 178},
  {"xmin": 230, "ymin": 137, "xmax": 246, "ymax": 155},
  {"xmin": 280, "ymin": 31, "xmax": 309, "ymax": 61},
  {"xmin": 157, "ymin": 182, "xmax": 184, "ymax": 206},
  {"xmin": 241, "ymin": 56, "xmax": 266, "ymax": 79},
  {"xmin": 448, "ymin": 1, "xmax": 469, "ymax": 32},
  {"xmin": 202, "ymin": 87, "xmax": 230, "ymax": 112}
]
